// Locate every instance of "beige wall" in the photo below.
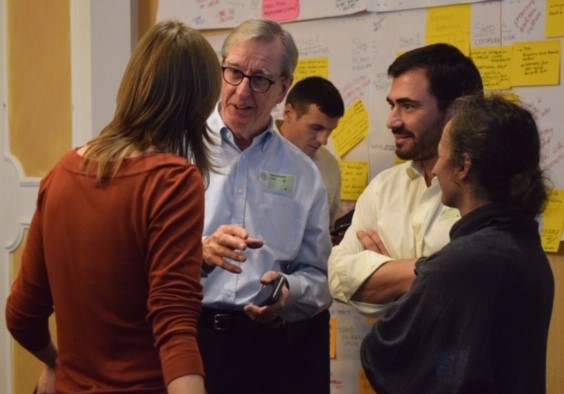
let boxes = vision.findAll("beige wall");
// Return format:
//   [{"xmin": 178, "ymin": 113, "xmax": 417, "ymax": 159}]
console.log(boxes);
[
  {"xmin": 6, "ymin": 0, "xmax": 70, "ymax": 392},
  {"xmin": 7, "ymin": 0, "xmax": 72, "ymax": 178}
]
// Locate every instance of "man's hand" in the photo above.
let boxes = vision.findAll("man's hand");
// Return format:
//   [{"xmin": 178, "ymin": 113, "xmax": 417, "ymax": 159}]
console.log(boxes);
[
  {"xmin": 203, "ymin": 224, "xmax": 263, "ymax": 273},
  {"xmin": 244, "ymin": 271, "xmax": 288, "ymax": 327},
  {"xmin": 357, "ymin": 228, "xmax": 390, "ymax": 256}
]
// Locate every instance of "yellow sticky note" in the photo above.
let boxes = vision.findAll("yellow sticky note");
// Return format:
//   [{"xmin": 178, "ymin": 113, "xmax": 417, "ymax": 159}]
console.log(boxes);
[
  {"xmin": 426, "ymin": 4, "xmax": 471, "ymax": 37},
  {"xmin": 329, "ymin": 318, "xmax": 337, "ymax": 359},
  {"xmin": 541, "ymin": 189, "xmax": 564, "ymax": 253},
  {"xmin": 331, "ymin": 99, "xmax": 369, "ymax": 158},
  {"xmin": 510, "ymin": 41, "xmax": 561, "ymax": 86},
  {"xmin": 359, "ymin": 368, "xmax": 377, "ymax": 394},
  {"xmin": 293, "ymin": 57, "xmax": 329, "ymax": 86},
  {"xmin": 339, "ymin": 161, "xmax": 369, "ymax": 201},
  {"xmin": 546, "ymin": 0, "xmax": 564, "ymax": 38},
  {"xmin": 471, "ymin": 46, "xmax": 512, "ymax": 90}
]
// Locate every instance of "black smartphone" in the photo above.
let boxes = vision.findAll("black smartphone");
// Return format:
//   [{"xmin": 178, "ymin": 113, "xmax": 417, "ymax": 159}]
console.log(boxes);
[
  {"xmin": 330, "ymin": 209, "xmax": 355, "ymax": 236},
  {"xmin": 253, "ymin": 276, "xmax": 287, "ymax": 306},
  {"xmin": 330, "ymin": 221, "xmax": 351, "ymax": 236}
]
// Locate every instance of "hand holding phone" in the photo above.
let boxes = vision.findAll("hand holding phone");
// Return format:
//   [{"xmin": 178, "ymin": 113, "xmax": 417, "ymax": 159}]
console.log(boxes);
[{"xmin": 253, "ymin": 276, "xmax": 287, "ymax": 307}]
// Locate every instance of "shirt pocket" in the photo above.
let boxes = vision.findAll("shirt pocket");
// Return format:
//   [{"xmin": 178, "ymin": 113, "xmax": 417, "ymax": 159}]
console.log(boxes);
[{"xmin": 257, "ymin": 193, "xmax": 305, "ymax": 259}]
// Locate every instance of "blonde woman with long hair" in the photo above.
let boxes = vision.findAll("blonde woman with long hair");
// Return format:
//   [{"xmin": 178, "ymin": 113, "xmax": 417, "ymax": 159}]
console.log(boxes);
[{"xmin": 6, "ymin": 20, "xmax": 221, "ymax": 394}]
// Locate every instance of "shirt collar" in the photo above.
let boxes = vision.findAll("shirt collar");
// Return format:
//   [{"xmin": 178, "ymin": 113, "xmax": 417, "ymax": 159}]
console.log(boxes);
[
  {"xmin": 219, "ymin": 117, "xmax": 276, "ymax": 153},
  {"xmin": 405, "ymin": 160, "xmax": 423, "ymax": 180},
  {"xmin": 405, "ymin": 160, "xmax": 439, "ymax": 186}
]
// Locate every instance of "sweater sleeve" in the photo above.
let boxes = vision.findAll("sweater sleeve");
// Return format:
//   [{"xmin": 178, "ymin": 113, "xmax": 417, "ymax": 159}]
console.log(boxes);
[
  {"xmin": 145, "ymin": 164, "xmax": 205, "ymax": 385},
  {"xmin": 6, "ymin": 177, "xmax": 54, "ymax": 352}
]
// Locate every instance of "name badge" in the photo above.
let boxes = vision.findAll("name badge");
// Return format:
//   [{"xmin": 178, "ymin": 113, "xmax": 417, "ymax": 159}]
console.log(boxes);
[{"xmin": 260, "ymin": 171, "xmax": 295, "ymax": 193}]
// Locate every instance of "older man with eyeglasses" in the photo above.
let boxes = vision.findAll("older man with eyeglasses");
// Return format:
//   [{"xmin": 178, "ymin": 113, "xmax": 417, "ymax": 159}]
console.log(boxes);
[{"xmin": 195, "ymin": 19, "xmax": 333, "ymax": 394}]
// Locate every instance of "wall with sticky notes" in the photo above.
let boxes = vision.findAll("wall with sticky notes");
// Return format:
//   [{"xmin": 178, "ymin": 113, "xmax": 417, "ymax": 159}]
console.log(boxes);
[{"xmin": 160, "ymin": 1, "xmax": 564, "ymax": 248}]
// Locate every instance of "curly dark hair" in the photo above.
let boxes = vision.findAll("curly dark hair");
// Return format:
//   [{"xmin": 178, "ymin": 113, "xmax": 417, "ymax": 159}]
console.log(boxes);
[{"xmin": 446, "ymin": 94, "xmax": 549, "ymax": 218}]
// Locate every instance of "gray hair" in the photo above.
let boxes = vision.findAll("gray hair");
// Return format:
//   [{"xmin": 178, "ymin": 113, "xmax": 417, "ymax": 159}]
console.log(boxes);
[{"xmin": 221, "ymin": 19, "xmax": 298, "ymax": 79}]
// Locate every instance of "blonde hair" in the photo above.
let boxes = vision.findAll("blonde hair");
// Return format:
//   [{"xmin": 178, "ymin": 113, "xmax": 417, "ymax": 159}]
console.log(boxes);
[{"xmin": 82, "ymin": 20, "xmax": 221, "ymax": 184}]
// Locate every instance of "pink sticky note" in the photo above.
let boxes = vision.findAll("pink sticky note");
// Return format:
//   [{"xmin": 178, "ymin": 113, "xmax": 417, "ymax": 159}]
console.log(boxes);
[{"xmin": 262, "ymin": 0, "xmax": 300, "ymax": 22}]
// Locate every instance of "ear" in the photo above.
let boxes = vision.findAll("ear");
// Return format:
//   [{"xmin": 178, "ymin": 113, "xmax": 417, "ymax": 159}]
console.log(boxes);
[
  {"xmin": 457, "ymin": 153, "xmax": 472, "ymax": 182},
  {"xmin": 277, "ymin": 76, "xmax": 294, "ymax": 104},
  {"xmin": 284, "ymin": 103, "xmax": 295, "ymax": 120}
]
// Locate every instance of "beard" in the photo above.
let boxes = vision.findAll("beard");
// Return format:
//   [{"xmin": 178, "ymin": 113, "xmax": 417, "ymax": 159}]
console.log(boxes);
[
  {"xmin": 394, "ymin": 119, "xmax": 444, "ymax": 161},
  {"xmin": 395, "ymin": 140, "xmax": 436, "ymax": 161}
]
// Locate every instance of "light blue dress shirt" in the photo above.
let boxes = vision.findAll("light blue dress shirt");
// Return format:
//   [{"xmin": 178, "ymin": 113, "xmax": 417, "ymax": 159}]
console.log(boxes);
[{"xmin": 202, "ymin": 106, "xmax": 333, "ymax": 322}]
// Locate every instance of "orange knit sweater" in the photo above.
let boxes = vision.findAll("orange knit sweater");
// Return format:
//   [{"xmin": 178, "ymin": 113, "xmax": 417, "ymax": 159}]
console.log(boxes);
[{"xmin": 6, "ymin": 150, "xmax": 205, "ymax": 393}]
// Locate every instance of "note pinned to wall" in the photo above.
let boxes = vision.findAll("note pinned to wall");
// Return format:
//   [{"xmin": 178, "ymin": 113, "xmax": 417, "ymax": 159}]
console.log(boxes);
[
  {"xmin": 339, "ymin": 161, "xmax": 369, "ymax": 201},
  {"xmin": 331, "ymin": 99, "xmax": 369, "ymax": 158},
  {"xmin": 541, "ymin": 189, "xmax": 564, "ymax": 252},
  {"xmin": 262, "ymin": 0, "xmax": 300, "ymax": 21},
  {"xmin": 471, "ymin": 46, "xmax": 512, "ymax": 90},
  {"xmin": 330, "ymin": 318, "xmax": 337, "ymax": 359},
  {"xmin": 546, "ymin": 0, "xmax": 564, "ymax": 38},
  {"xmin": 511, "ymin": 40, "xmax": 561, "ymax": 86},
  {"xmin": 426, "ymin": 4, "xmax": 471, "ymax": 55},
  {"xmin": 368, "ymin": 0, "xmax": 488, "ymax": 12},
  {"xmin": 294, "ymin": 57, "xmax": 329, "ymax": 85}
]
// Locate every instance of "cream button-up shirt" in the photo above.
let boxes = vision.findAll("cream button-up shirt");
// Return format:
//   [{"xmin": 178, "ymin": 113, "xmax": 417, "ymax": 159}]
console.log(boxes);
[{"xmin": 329, "ymin": 160, "xmax": 460, "ymax": 316}]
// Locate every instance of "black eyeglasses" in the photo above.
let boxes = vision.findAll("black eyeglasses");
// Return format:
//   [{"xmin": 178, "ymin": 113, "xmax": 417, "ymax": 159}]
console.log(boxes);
[{"xmin": 222, "ymin": 66, "xmax": 276, "ymax": 93}]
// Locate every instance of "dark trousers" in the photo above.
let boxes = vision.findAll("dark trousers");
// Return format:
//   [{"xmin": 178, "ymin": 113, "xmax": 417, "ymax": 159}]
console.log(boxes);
[
  {"xmin": 198, "ymin": 308, "xmax": 330, "ymax": 394},
  {"xmin": 198, "ymin": 308, "xmax": 294, "ymax": 394},
  {"xmin": 284, "ymin": 309, "xmax": 331, "ymax": 394}
]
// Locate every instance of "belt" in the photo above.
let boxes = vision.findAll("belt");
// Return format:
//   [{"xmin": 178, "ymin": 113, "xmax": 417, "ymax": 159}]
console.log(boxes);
[{"xmin": 200, "ymin": 307, "xmax": 284, "ymax": 332}]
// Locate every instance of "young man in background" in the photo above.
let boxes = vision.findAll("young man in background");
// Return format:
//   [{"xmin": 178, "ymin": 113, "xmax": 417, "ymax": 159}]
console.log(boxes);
[
  {"xmin": 277, "ymin": 76, "xmax": 345, "ymax": 393},
  {"xmin": 278, "ymin": 76, "xmax": 345, "ymax": 228}
]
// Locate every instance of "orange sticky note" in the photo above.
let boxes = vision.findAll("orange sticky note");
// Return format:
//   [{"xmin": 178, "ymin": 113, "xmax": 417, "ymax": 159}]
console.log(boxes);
[{"xmin": 329, "ymin": 318, "xmax": 337, "ymax": 359}]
